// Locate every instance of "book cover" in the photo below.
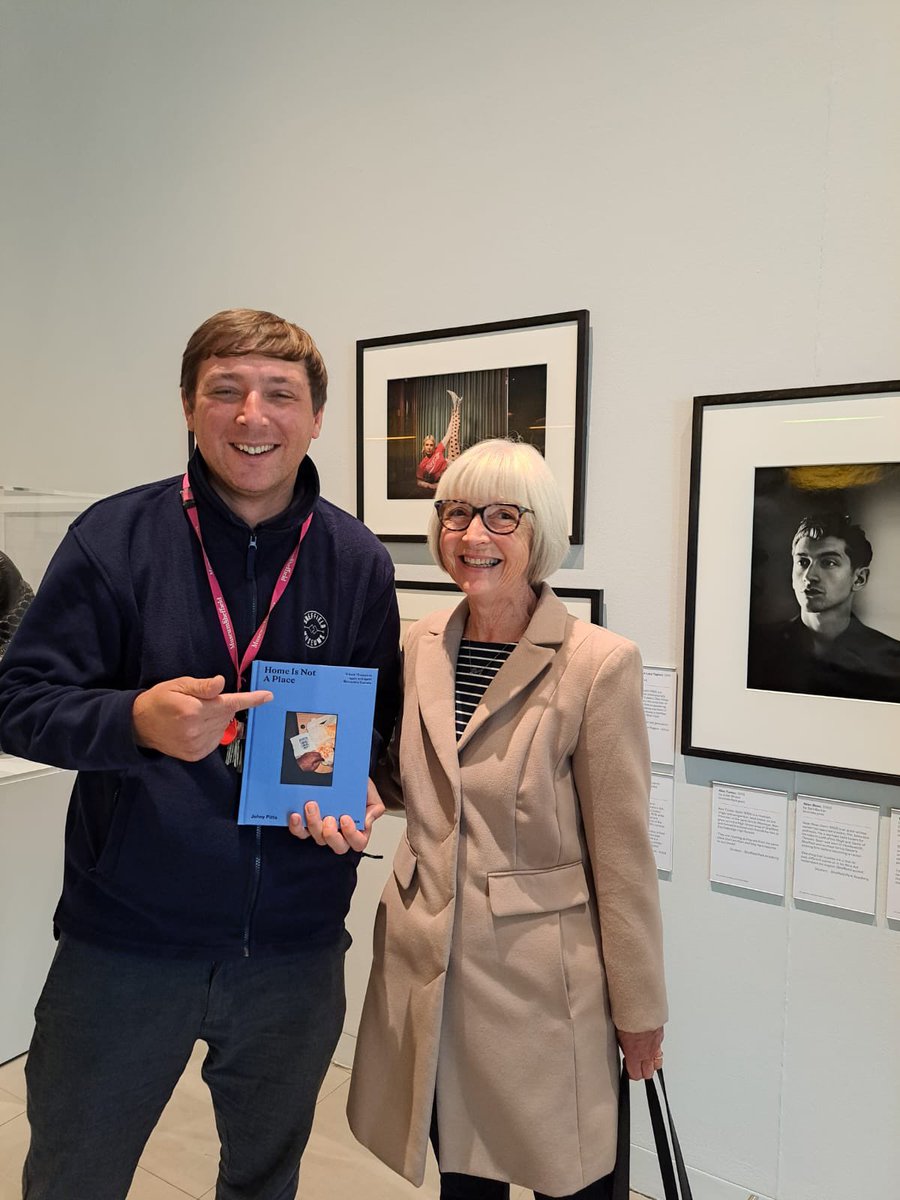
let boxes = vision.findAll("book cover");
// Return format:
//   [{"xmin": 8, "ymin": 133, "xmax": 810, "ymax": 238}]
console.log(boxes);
[{"xmin": 237, "ymin": 660, "xmax": 378, "ymax": 829}]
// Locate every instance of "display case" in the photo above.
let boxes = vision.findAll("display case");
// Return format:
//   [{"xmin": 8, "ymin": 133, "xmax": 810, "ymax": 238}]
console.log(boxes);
[
  {"xmin": 0, "ymin": 484, "xmax": 102, "ymax": 592},
  {"xmin": 0, "ymin": 485, "xmax": 101, "ymax": 1062}
]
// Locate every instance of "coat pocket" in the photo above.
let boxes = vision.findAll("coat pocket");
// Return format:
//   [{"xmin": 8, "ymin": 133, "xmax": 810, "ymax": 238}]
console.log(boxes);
[
  {"xmin": 392, "ymin": 833, "xmax": 419, "ymax": 890},
  {"xmin": 487, "ymin": 861, "xmax": 589, "ymax": 917}
]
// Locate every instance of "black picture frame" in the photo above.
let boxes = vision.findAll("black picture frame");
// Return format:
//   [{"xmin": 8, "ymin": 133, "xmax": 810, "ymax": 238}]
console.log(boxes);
[
  {"xmin": 357, "ymin": 311, "xmax": 590, "ymax": 544},
  {"xmin": 682, "ymin": 379, "xmax": 900, "ymax": 784},
  {"xmin": 395, "ymin": 580, "xmax": 603, "ymax": 631}
]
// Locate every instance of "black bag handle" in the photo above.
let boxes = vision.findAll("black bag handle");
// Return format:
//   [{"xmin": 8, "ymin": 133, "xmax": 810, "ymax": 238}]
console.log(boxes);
[{"xmin": 611, "ymin": 1061, "xmax": 694, "ymax": 1200}]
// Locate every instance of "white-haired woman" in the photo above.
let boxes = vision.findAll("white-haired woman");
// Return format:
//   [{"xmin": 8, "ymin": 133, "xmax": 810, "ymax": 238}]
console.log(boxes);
[{"xmin": 348, "ymin": 440, "xmax": 667, "ymax": 1200}]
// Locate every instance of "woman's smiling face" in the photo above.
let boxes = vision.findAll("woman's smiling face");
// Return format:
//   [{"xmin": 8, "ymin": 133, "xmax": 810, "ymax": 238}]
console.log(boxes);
[{"xmin": 440, "ymin": 500, "xmax": 533, "ymax": 601}]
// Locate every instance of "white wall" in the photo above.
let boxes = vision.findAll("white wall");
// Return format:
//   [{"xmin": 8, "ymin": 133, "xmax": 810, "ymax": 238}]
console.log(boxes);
[{"xmin": 2, "ymin": 2, "xmax": 898, "ymax": 1197}]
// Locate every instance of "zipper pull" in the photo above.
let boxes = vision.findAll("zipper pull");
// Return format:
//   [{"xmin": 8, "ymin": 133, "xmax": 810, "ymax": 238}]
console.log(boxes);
[{"xmin": 245, "ymin": 534, "xmax": 258, "ymax": 580}]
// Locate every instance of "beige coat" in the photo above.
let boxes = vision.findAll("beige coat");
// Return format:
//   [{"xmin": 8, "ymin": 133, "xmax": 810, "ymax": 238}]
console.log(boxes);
[{"xmin": 347, "ymin": 585, "xmax": 667, "ymax": 1197}]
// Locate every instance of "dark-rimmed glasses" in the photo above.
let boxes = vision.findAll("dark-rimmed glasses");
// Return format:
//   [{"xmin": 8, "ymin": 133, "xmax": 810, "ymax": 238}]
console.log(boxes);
[{"xmin": 434, "ymin": 501, "xmax": 534, "ymax": 535}]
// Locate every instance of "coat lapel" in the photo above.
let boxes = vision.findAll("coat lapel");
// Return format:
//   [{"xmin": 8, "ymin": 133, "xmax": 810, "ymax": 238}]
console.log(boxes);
[
  {"xmin": 456, "ymin": 584, "xmax": 569, "ymax": 756},
  {"xmin": 415, "ymin": 601, "xmax": 467, "ymax": 796}
]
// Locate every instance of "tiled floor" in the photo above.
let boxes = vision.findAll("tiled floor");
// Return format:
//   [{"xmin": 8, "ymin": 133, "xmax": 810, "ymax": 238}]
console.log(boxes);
[{"xmin": 0, "ymin": 1047, "xmax": 642, "ymax": 1199}]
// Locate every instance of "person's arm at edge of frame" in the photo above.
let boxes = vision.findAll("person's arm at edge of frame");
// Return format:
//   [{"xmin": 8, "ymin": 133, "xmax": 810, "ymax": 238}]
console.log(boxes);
[
  {"xmin": 0, "ymin": 524, "xmax": 272, "ymax": 769},
  {"xmin": 0, "ymin": 527, "xmax": 148, "ymax": 771},
  {"xmin": 289, "ymin": 561, "xmax": 401, "ymax": 852},
  {"xmin": 572, "ymin": 639, "xmax": 668, "ymax": 1081}
]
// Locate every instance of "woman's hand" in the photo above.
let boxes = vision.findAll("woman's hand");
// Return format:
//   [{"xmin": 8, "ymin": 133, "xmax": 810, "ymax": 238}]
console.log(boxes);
[
  {"xmin": 616, "ymin": 1026, "xmax": 664, "ymax": 1080},
  {"xmin": 288, "ymin": 777, "xmax": 385, "ymax": 854}
]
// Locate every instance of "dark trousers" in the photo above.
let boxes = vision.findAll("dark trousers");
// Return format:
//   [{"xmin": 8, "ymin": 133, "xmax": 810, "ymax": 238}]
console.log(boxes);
[
  {"xmin": 438, "ymin": 1175, "xmax": 614, "ymax": 1200},
  {"xmin": 23, "ymin": 932, "xmax": 348, "ymax": 1200},
  {"xmin": 430, "ymin": 1107, "xmax": 614, "ymax": 1200}
]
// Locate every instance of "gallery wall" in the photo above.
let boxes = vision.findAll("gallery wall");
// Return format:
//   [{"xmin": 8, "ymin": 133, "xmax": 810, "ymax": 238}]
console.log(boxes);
[{"xmin": 2, "ymin": 2, "xmax": 898, "ymax": 1198}]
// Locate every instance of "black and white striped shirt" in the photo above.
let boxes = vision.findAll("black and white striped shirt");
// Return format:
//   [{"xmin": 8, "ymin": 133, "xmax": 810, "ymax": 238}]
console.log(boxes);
[{"xmin": 455, "ymin": 639, "xmax": 516, "ymax": 740}]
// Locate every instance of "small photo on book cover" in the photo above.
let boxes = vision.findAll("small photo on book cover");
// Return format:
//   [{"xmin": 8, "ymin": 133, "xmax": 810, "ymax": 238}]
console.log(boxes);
[
  {"xmin": 281, "ymin": 712, "xmax": 338, "ymax": 787},
  {"xmin": 238, "ymin": 659, "xmax": 377, "ymax": 828}
]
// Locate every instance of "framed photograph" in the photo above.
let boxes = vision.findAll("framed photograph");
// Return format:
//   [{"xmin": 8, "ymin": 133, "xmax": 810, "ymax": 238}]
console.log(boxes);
[
  {"xmin": 683, "ymin": 380, "xmax": 900, "ymax": 784},
  {"xmin": 357, "ymin": 311, "xmax": 590, "ymax": 543},
  {"xmin": 396, "ymin": 580, "xmax": 603, "ymax": 642}
]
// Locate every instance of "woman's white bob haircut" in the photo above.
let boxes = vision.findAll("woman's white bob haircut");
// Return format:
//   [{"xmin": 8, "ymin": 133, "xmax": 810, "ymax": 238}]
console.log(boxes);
[{"xmin": 427, "ymin": 439, "xmax": 569, "ymax": 584}]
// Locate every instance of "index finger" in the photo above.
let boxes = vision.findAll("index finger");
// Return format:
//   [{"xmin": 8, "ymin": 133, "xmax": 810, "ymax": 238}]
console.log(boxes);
[
  {"xmin": 339, "ymin": 817, "xmax": 370, "ymax": 853},
  {"xmin": 219, "ymin": 690, "xmax": 273, "ymax": 713}
]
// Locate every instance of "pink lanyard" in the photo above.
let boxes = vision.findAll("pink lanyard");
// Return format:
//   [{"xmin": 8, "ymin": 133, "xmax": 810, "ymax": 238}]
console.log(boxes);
[{"xmin": 180, "ymin": 473, "xmax": 313, "ymax": 691}]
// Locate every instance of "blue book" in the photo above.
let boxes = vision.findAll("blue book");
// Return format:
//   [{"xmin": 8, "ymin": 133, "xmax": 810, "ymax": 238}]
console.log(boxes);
[{"xmin": 237, "ymin": 659, "xmax": 378, "ymax": 829}]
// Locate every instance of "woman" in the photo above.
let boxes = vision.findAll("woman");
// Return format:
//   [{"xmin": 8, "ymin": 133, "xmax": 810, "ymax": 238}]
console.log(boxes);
[
  {"xmin": 416, "ymin": 390, "xmax": 463, "ymax": 491},
  {"xmin": 348, "ymin": 440, "xmax": 667, "ymax": 1199}
]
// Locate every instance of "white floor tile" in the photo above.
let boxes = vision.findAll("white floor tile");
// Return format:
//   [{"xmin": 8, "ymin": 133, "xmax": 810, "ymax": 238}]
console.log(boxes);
[
  {"xmin": 0, "ymin": 1092, "xmax": 25, "ymax": 1131},
  {"xmin": 0, "ymin": 1113, "xmax": 29, "ymax": 1200},
  {"xmin": 300, "ymin": 1079, "xmax": 440, "ymax": 1200},
  {"xmin": 127, "ymin": 1167, "xmax": 196, "ymax": 1199},
  {"xmin": 0, "ymin": 1046, "xmax": 646, "ymax": 1200},
  {"xmin": 137, "ymin": 1044, "xmax": 219, "ymax": 1198},
  {"xmin": 0, "ymin": 1059, "xmax": 25, "ymax": 1105},
  {"xmin": 317, "ymin": 1062, "xmax": 352, "ymax": 1103}
]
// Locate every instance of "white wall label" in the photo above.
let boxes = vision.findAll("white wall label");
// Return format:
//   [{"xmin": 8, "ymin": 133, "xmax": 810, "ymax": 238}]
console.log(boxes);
[
  {"xmin": 792, "ymin": 795, "xmax": 879, "ymax": 916},
  {"xmin": 649, "ymin": 773, "xmax": 674, "ymax": 872},
  {"xmin": 887, "ymin": 810, "xmax": 900, "ymax": 922},
  {"xmin": 642, "ymin": 666, "xmax": 677, "ymax": 768},
  {"xmin": 710, "ymin": 782, "xmax": 788, "ymax": 896}
]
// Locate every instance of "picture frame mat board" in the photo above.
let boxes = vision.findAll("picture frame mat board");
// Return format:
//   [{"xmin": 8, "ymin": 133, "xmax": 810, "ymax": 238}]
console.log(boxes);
[
  {"xmin": 396, "ymin": 580, "xmax": 603, "ymax": 628},
  {"xmin": 357, "ymin": 311, "xmax": 589, "ymax": 543},
  {"xmin": 682, "ymin": 380, "xmax": 900, "ymax": 784}
]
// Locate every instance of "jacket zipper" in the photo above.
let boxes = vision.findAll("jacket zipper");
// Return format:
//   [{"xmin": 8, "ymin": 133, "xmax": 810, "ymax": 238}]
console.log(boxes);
[
  {"xmin": 243, "ymin": 827, "xmax": 262, "ymax": 957},
  {"xmin": 242, "ymin": 532, "xmax": 260, "ymax": 957}
]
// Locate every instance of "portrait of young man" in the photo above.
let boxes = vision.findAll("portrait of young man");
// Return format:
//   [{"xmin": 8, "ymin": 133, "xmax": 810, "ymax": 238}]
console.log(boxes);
[{"xmin": 747, "ymin": 509, "xmax": 900, "ymax": 704}]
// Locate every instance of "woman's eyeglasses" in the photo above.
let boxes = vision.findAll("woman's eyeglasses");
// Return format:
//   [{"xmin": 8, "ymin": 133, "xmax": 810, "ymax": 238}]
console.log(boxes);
[{"xmin": 434, "ymin": 501, "xmax": 533, "ymax": 535}]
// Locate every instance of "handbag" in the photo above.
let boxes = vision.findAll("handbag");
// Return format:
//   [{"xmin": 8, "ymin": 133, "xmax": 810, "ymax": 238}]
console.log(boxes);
[{"xmin": 611, "ymin": 1061, "xmax": 694, "ymax": 1200}]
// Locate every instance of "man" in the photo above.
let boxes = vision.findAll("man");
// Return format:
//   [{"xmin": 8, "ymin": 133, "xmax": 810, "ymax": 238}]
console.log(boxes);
[
  {"xmin": 748, "ymin": 511, "xmax": 900, "ymax": 702},
  {"xmin": 0, "ymin": 309, "xmax": 400, "ymax": 1199}
]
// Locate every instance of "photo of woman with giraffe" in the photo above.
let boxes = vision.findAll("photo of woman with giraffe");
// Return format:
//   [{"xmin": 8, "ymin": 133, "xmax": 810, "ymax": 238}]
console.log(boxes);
[{"xmin": 386, "ymin": 365, "xmax": 548, "ymax": 500}]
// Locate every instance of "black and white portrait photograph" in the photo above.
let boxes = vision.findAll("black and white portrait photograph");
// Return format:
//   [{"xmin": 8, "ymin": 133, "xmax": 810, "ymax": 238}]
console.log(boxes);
[
  {"xmin": 747, "ymin": 463, "xmax": 900, "ymax": 704},
  {"xmin": 682, "ymin": 381, "xmax": 900, "ymax": 783},
  {"xmin": 385, "ymin": 365, "xmax": 548, "ymax": 500}
]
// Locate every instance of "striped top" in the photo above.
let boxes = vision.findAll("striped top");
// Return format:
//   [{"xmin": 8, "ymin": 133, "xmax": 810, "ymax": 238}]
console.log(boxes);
[{"xmin": 455, "ymin": 639, "xmax": 516, "ymax": 740}]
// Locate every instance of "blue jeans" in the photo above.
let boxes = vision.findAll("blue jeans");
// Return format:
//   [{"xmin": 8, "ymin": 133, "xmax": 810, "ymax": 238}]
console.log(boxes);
[{"xmin": 23, "ymin": 932, "xmax": 349, "ymax": 1200}]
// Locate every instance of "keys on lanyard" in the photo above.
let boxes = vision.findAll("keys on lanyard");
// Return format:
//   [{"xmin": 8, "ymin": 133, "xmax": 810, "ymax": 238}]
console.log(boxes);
[{"xmin": 222, "ymin": 715, "xmax": 244, "ymax": 771}]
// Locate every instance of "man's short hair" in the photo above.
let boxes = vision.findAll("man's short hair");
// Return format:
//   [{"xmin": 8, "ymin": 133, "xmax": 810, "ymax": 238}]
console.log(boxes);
[
  {"xmin": 180, "ymin": 309, "xmax": 328, "ymax": 413},
  {"xmin": 427, "ymin": 439, "xmax": 569, "ymax": 584},
  {"xmin": 792, "ymin": 512, "xmax": 873, "ymax": 569}
]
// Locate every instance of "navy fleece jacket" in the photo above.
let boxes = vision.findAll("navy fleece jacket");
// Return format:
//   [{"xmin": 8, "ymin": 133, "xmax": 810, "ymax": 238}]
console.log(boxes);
[{"xmin": 0, "ymin": 452, "xmax": 400, "ymax": 958}]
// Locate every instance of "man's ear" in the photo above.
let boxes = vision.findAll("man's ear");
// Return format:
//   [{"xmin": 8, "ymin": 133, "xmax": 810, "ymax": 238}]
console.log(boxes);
[
  {"xmin": 181, "ymin": 388, "xmax": 194, "ymax": 430},
  {"xmin": 311, "ymin": 402, "xmax": 324, "ymax": 440},
  {"xmin": 852, "ymin": 566, "xmax": 870, "ymax": 591}
]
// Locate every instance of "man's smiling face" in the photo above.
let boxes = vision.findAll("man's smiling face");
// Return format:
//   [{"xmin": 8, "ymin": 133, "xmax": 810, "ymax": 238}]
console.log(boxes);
[{"xmin": 183, "ymin": 354, "xmax": 323, "ymax": 524}]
